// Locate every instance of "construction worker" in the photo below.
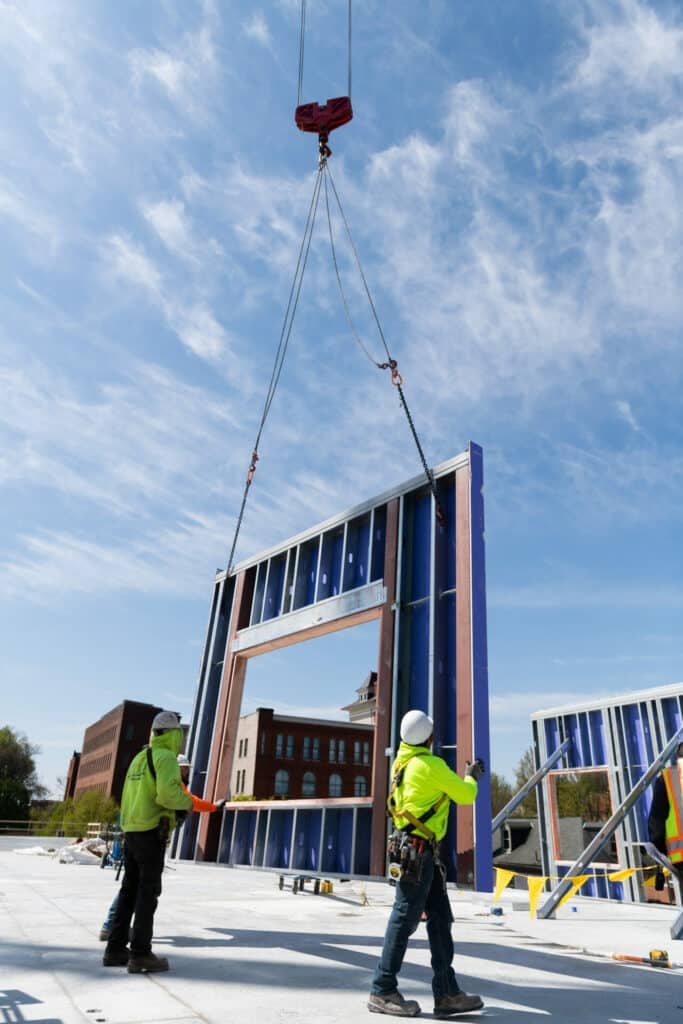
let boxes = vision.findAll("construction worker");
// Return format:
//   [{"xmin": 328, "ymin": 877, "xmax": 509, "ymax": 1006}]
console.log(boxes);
[
  {"xmin": 648, "ymin": 740, "xmax": 683, "ymax": 891},
  {"xmin": 102, "ymin": 710, "xmax": 193, "ymax": 973},
  {"xmin": 368, "ymin": 710, "xmax": 485, "ymax": 1019},
  {"xmin": 99, "ymin": 753, "xmax": 226, "ymax": 942}
]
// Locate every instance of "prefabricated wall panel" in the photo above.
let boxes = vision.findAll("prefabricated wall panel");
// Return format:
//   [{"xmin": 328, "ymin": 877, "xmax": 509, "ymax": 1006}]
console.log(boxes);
[
  {"xmin": 532, "ymin": 682, "xmax": 683, "ymax": 903},
  {"xmin": 181, "ymin": 443, "xmax": 491, "ymax": 888}
]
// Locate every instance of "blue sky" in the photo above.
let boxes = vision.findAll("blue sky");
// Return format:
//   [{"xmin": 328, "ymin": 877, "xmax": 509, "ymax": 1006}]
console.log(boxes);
[{"xmin": 2, "ymin": 0, "xmax": 682, "ymax": 797}]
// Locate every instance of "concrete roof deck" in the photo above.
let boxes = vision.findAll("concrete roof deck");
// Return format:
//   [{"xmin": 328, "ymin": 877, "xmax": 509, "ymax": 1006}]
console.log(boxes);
[{"xmin": 2, "ymin": 837, "xmax": 682, "ymax": 1024}]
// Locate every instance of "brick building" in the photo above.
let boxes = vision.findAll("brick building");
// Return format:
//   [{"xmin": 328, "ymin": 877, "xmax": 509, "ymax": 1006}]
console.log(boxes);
[
  {"xmin": 63, "ymin": 751, "xmax": 80, "ymax": 800},
  {"xmin": 231, "ymin": 708, "xmax": 374, "ymax": 801},
  {"xmin": 70, "ymin": 700, "xmax": 165, "ymax": 802}
]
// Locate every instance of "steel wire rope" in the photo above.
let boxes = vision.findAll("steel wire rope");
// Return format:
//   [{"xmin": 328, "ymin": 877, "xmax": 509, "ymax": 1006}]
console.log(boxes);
[
  {"xmin": 323, "ymin": 164, "xmax": 446, "ymax": 524},
  {"xmin": 225, "ymin": 167, "xmax": 324, "ymax": 574},
  {"xmin": 297, "ymin": 1, "xmax": 353, "ymax": 105},
  {"xmin": 297, "ymin": 0, "xmax": 306, "ymax": 106}
]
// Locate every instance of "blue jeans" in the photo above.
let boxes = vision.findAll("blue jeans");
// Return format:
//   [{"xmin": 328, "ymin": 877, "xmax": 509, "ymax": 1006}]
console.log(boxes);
[
  {"xmin": 102, "ymin": 892, "xmax": 119, "ymax": 931},
  {"xmin": 372, "ymin": 846, "xmax": 461, "ymax": 999}
]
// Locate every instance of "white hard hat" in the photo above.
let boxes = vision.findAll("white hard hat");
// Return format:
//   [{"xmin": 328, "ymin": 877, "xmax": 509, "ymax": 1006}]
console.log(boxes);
[
  {"xmin": 400, "ymin": 709, "xmax": 433, "ymax": 746},
  {"xmin": 177, "ymin": 754, "xmax": 191, "ymax": 767},
  {"xmin": 151, "ymin": 710, "xmax": 181, "ymax": 732}
]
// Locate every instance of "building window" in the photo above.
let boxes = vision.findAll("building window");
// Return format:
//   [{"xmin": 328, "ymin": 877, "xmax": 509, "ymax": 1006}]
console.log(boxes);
[
  {"xmin": 275, "ymin": 769, "xmax": 289, "ymax": 797},
  {"xmin": 286, "ymin": 735, "xmax": 294, "ymax": 758},
  {"xmin": 303, "ymin": 736, "xmax": 311, "ymax": 759},
  {"xmin": 302, "ymin": 771, "xmax": 316, "ymax": 797},
  {"xmin": 329, "ymin": 773, "xmax": 342, "ymax": 798},
  {"xmin": 329, "ymin": 738, "xmax": 337, "ymax": 763},
  {"xmin": 363, "ymin": 741, "xmax": 370, "ymax": 766},
  {"xmin": 338, "ymin": 739, "xmax": 345, "ymax": 763},
  {"xmin": 260, "ymin": 733, "xmax": 266, "ymax": 755},
  {"xmin": 354, "ymin": 775, "xmax": 367, "ymax": 797},
  {"xmin": 312, "ymin": 737, "xmax": 320, "ymax": 761},
  {"xmin": 238, "ymin": 739, "xmax": 243, "ymax": 758},
  {"xmin": 244, "ymin": 738, "xmax": 248, "ymax": 757},
  {"xmin": 124, "ymin": 724, "xmax": 135, "ymax": 741},
  {"xmin": 353, "ymin": 741, "xmax": 361, "ymax": 764},
  {"xmin": 276, "ymin": 734, "xmax": 284, "ymax": 757}
]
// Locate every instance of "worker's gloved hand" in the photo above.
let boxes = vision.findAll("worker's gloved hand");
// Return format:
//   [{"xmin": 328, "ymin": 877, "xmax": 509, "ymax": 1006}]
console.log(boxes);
[
  {"xmin": 465, "ymin": 758, "xmax": 486, "ymax": 781},
  {"xmin": 215, "ymin": 799, "xmax": 228, "ymax": 812},
  {"xmin": 655, "ymin": 868, "xmax": 666, "ymax": 891}
]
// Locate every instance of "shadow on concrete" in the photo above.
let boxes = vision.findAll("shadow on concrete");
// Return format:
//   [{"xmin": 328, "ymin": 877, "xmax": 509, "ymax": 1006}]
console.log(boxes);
[
  {"xmin": 0, "ymin": 988, "xmax": 64, "ymax": 1024},
  {"xmin": 2, "ymin": 925, "xmax": 682, "ymax": 1022}
]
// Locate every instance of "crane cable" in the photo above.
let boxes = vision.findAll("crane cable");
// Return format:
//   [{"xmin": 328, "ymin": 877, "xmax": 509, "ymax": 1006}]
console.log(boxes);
[
  {"xmin": 297, "ymin": 0, "xmax": 352, "ymax": 107},
  {"xmin": 225, "ymin": 166, "xmax": 324, "ymax": 574},
  {"xmin": 225, "ymin": 1, "xmax": 443, "ymax": 573},
  {"xmin": 322, "ymin": 164, "xmax": 446, "ymax": 525}
]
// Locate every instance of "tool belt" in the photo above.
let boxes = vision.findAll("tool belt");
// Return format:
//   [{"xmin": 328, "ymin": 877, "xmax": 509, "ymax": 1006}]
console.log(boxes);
[{"xmin": 387, "ymin": 829, "xmax": 434, "ymax": 884}]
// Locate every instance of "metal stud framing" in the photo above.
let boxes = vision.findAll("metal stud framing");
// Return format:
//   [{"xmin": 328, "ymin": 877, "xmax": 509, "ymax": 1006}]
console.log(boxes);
[
  {"xmin": 181, "ymin": 443, "xmax": 491, "ymax": 887},
  {"xmin": 532, "ymin": 682, "xmax": 683, "ymax": 904}
]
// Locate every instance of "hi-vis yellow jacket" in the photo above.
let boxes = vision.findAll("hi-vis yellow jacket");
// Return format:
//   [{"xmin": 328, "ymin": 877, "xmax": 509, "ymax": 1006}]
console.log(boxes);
[
  {"xmin": 120, "ymin": 728, "xmax": 192, "ymax": 833},
  {"xmin": 388, "ymin": 741, "xmax": 478, "ymax": 842}
]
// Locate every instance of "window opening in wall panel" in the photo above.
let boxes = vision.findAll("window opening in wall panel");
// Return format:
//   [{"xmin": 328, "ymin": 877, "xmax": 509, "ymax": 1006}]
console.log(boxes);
[{"xmin": 230, "ymin": 617, "xmax": 379, "ymax": 803}]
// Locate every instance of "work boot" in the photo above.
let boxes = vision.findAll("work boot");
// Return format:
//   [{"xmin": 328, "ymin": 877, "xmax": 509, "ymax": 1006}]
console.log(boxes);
[
  {"xmin": 102, "ymin": 947, "xmax": 129, "ymax": 966},
  {"xmin": 434, "ymin": 992, "xmax": 484, "ymax": 1017},
  {"xmin": 127, "ymin": 952, "xmax": 169, "ymax": 974},
  {"xmin": 368, "ymin": 991, "xmax": 421, "ymax": 1017}
]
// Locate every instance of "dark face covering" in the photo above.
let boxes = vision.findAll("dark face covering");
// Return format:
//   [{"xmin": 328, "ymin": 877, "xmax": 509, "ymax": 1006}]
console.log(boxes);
[{"xmin": 180, "ymin": 768, "xmax": 190, "ymax": 786}]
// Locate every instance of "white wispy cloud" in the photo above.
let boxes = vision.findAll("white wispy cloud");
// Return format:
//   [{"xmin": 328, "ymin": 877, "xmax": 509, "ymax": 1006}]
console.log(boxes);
[
  {"xmin": 242, "ymin": 12, "xmax": 273, "ymax": 50},
  {"xmin": 615, "ymin": 399, "xmax": 640, "ymax": 432},
  {"xmin": 103, "ymin": 233, "xmax": 232, "ymax": 365}
]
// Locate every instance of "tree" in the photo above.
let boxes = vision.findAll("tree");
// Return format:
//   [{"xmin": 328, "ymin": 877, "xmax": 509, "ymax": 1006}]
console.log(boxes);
[
  {"xmin": 512, "ymin": 746, "xmax": 539, "ymax": 817},
  {"xmin": 32, "ymin": 790, "xmax": 119, "ymax": 837},
  {"xmin": 489, "ymin": 772, "xmax": 514, "ymax": 817},
  {"xmin": 0, "ymin": 726, "xmax": 47, "ymax": 821}
]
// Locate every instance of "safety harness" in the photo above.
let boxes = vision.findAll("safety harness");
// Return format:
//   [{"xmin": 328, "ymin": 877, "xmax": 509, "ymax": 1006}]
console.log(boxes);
[{"xmin": 387, "ymin": 751, "xmax": 449, "ymax": 844}]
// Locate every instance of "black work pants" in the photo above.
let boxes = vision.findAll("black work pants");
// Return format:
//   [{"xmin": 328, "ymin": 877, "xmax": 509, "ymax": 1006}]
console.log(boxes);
[{"xmin": 107, "ymin": 828, "xmax": 165, "ymax": 955}]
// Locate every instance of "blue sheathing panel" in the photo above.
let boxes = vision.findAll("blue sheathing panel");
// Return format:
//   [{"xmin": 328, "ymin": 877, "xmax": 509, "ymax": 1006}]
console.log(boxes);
[
  {"xmin": 589, "ymin": 710, "xmax": 606, "ymax": 763},
  {"xmin": 219, "ymin": 812, "xmax": 235, "ymax": 863},
  {"xmin": 662, "ymin": 697, "xmax": 682, "ymax": 737},
  {"xmin": 354, "ymin": 809, "xmax": 372, "ymax": 875},
  {"xmin": 343, "ymin": 514, "xmax": 371, "ymax": 591},
  {"xmin": 566, "ymin": 715, "xmax": 580, "ymax": 768},
  {"xmin": 317, "ymin": 527, "xmax": 344, "ymax": 601},
  {"xmin": 370, "ymin": 505, "xmax": 386, "ymax": 582},
  {"xmin": 433, "ymin": 475, "xmax": 456, "ymax": 767},
  {"xmin": 232, "ymin": 811, "xmax": 257, "ymax": 865},
  {"xmin": 292, "ymin": 809, "xmax": 322, "ymax": 871},
  {"xmin": 254, "ymin": 812, "xmax": 267, "ymax": 865},
  {"xmin": 263, "ymin": 554, "xmax": 286, "ymax": 620},
  {"xmin": 293, "ymin": 538, "xmax": 319, "ymax": 609},
  {"xmin": 545, "ymin": 719, "xmax": 560, "ymax": 757},
  {"xmin": 469, "ymin": 442, "xmax": 492, "ymax": 892}
]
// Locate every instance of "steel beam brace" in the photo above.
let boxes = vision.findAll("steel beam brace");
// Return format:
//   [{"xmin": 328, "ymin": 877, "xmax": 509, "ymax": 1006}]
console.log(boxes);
[{"xmin": 492, "ymin": 737, "xmax": 571, "ymax": 833}]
